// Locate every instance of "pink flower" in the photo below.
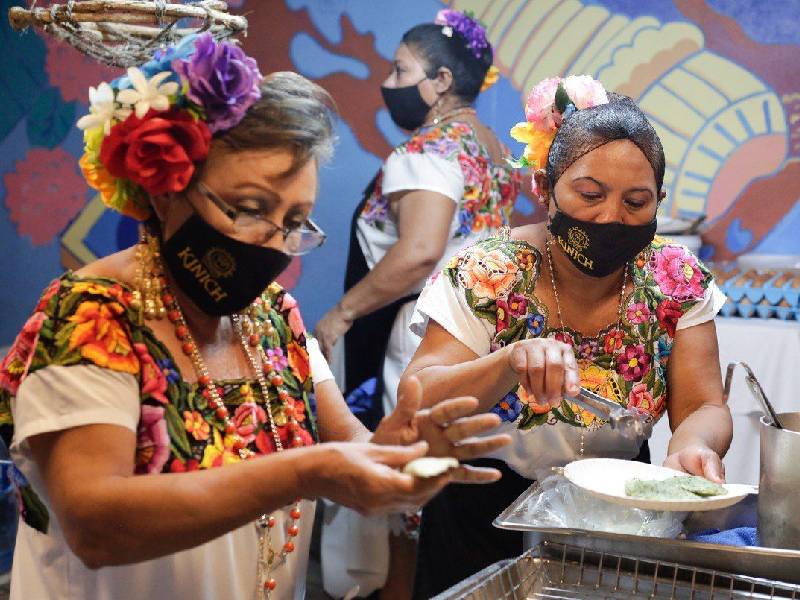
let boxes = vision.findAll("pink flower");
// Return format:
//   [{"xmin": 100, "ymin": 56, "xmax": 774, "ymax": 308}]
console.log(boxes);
[
  {"xmin": 616, "ymin": 344, "xmax": 652, "ymax": 382},
  {"xmin": 3, "ymin": 148, "xmax": 88, "ymax": 246},
  {"xmin": 561, "ymin": 75, "xmax": 609, "ymax": 111},
  {"xmin": 458, "ymin": 154, "xmax": 487, "ymax": 187},
  {"xmin": 135, "ymin": 405, "xmax": 170, "ymax": 474},
  {"xmin": 232, "ymin": 402, "xmax": 267, "ymax": 444},
  {"xmin": 651, "ymin": 246, "xmax": 705, "ymax": 301},
  {"xmin": 267, "ymin": 347, "xmax": 288, "ymax": 371},
  {"xmin": 0, "ymin": 312, "xmax": 47, "ymax": 395},
  {"xmin": 134, "ymin": 343, "xmax": 168, "ymax": 403},
  {"xmin": 280, "ymin": 292, "xmax": 298, "ymax": 311},
  {"xmin": 656, "ymin": 299, "xmax": 682, "ymax": 338},
  {"xmin": 524, "ymin": 77, "xmax": 562, "ymax": 132},
  {"xmin": 287, "ymin": 308, "xmax": 306, "ymax": 339},
  {"xmin": 626, "ymin": 302, "xmax": 651, "ymax": 325},
  {"xmin": 628, "ymin": 382, "xmax": 655, "ymax": 413}
]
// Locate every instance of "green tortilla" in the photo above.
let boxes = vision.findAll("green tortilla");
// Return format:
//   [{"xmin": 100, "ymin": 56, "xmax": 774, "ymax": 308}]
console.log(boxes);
[{"xmin": 625, "ymin": 476, "xmax": 726, "ymax": 500}]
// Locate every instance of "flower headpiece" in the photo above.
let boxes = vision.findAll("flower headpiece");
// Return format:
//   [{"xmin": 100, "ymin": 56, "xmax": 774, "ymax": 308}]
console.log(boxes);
[
  {"xmin": 76, "ymin": 33, "xmax": 263, "ymax": 220},
  {"xmin": 509, "ymin": 75, "xmax": 608, "ymax": 194},
  {"xmin": 434, "ymin": 9, "xmax": 498, "ymax": 92}
]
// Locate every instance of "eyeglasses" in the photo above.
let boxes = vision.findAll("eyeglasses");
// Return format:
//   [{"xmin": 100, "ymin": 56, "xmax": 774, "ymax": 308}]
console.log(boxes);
[{"xmin": 197, "ymin": 182, "xmax": 326, "ymax": 256}]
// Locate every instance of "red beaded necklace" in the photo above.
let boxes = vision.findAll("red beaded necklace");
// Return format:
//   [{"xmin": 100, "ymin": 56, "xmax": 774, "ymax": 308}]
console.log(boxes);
[{"xmin": 141, "ymin": 233, "xmax": 308, "ymax": 598}]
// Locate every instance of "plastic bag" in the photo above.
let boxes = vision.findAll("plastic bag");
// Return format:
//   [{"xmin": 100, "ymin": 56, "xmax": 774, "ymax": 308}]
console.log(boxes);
[{"xmin": 508, "ymin": 474, "xmax": 686, "ymax": 538}]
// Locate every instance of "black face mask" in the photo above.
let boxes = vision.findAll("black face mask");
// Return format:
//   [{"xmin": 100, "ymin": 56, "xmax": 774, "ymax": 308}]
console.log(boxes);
[
  {"xmin": 547, "ymin": 200, "xmax": 657, "ymax": 278},
  {"xmin": 162, "ymin": 213, "xmax": 291, "ymax": 316},
  {"xmin": 381, "ymin": 79, "xmax": 432, "ymax": 131}
]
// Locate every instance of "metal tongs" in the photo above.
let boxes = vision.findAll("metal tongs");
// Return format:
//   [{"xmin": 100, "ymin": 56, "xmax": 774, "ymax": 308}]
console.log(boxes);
[
  {"xmin": 565, "ymin": 387, "xmax": 652, "ymax": 439},
  {"xmin": 723, "ymin": 361, "xmax": 784, "ymax": 429}
]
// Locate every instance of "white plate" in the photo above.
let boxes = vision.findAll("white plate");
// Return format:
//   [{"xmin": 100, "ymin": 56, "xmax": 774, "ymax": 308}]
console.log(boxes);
[{"xmin": 563, "ymin": 458, "xmax": 756, "ymax": 512}]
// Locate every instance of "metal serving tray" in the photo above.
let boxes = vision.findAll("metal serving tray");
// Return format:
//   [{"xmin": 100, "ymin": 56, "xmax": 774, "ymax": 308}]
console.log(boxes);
[
  {"xmin": 493, "ymin": 483, "xmax": 800, "ymax": 584},
  {"xmin": 435, "ymin": 540, "xmax": 800, "ymax": 599}
]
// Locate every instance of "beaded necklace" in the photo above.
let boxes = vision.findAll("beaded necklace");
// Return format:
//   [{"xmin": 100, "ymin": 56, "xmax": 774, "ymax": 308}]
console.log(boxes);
[
  {"xmin": 545, "ymin": 236, "xmax": 629, "ymax": 456},
  {"xmin": 138, "ymin": 233, "xmax": 307, "ymax": 599}
]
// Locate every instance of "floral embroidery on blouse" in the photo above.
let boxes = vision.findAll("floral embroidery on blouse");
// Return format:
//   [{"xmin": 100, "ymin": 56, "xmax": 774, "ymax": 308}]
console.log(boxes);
[
  {"xmin": 360, "ymin": 121, "xmax": 520, "ymax": 236},
  {"xmin": 0, "ymin": 274, "xmax": 317, "ymax": 534},
  {"xmin": 441, "ymin": 235, "xmax": 713, "ymax": 432}
]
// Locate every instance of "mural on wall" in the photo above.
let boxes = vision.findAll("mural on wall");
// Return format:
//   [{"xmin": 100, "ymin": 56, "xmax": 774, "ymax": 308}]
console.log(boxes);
[{"xmin": 1, "ymin": 0, "xmax": 798, "ymax": 345}]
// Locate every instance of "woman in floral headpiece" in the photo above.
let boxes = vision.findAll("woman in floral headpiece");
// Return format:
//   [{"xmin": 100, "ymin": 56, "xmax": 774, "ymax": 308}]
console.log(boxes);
[
  {"xmin": 0, "ymin": 34, "xmax": 510, "ymax": 600},
  {"xmin": 313, "ymin": 12, "xmax": 518, "ymax": 595},
  {"xmin": 402, "ymin": 76, "xmax": 733, "ymax": 596}
]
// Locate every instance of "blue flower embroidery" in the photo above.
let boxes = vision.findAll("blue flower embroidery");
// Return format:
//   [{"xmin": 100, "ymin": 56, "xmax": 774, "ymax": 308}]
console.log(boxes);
[
  {"xmin": 157, "ymin": 358, "xmax": 181, "ymax": 385},
  {"xmin": 457, "ymin": 208, "xmax": 474, "ymax": 236},
  {"xmin": 527, "ymin": 313, "xmax": 545, "ymax": 336},
  {"xmin": 492, "ymin": 391, "xmax": 522, "ymax": 422}
]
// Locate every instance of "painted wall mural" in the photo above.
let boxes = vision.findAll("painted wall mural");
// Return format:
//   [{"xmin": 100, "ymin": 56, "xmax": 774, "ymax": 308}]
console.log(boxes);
[{"xmin": 1, "ymin": 0, "xmax": 798, "ymax": 345}]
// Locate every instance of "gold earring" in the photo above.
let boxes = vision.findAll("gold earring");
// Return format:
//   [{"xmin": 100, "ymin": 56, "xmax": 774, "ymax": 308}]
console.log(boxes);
[{"xmin": 133, "ymin": 227, "xmax": 166, "ymax": 320}]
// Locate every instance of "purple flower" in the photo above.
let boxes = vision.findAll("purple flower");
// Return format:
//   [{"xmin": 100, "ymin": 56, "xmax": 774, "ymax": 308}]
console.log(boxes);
[
  {"xmin": 434, "ymin": 9, "xmax": 489, "ymax": 59},
  {"xmin": 267, "ymin": 347, "xmax": 289, "ymax": 371},
  {"xmin": 173, "ymin": 33, "xmax": 262, "ymax": 133},
  {"xmin": 578, "ymin": 339, "xmax": 599, "ymax": 360}
]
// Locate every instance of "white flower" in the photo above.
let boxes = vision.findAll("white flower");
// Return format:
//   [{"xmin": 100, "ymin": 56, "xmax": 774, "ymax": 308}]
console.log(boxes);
[
  {"xmin": 76, "ymin": 82, "xmax": 131, "ymax": 134},
  {"xmin": 116, "ymin": 68, "xmax": 179, "ymax": 119},
  {"xmin": 441, "ymin": 25, "xmax": 453, "ymax": 37}
]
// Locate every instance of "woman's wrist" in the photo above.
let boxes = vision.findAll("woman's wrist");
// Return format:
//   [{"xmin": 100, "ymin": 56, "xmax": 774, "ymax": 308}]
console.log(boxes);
[{"xmin": 336, "ymin": 299, "xmax": 357, "ymax": 323}]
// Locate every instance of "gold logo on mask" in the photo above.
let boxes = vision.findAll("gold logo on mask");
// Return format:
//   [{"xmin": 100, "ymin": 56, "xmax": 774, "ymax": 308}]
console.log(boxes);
[
  {"xmin": 202, "ymin": 247, "xmax": 236, "ymax": 279},
  {"xmin": 567, "ymin": 227, "xmax": 590, "ymax": 251},
  {"xmin": 557, "ymin": 231, "xmax": 594, "ymax": 271},
  {"xmin": 177, "ymin": 246, "xmax": 229, "ymax": 302}
]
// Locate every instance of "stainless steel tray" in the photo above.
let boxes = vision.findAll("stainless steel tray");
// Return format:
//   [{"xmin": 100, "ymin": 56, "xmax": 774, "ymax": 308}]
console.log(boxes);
[
  {"xmin": 434, "ymin": 540, "xmax": 800, "ymax": 599},
  {"xmin": 493, "ymin": 483, "xmax": 800, "ymax": 584}
]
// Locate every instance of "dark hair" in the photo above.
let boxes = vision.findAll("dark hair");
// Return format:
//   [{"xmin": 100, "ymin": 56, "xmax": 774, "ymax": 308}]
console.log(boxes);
[
  {"xmin": 401, "ymin": 23, "xmax": 493, "ymax": 104},
  {"xmin": 546, "ymin": 93, "xmax": 665, "ymax": 193},
  {"xmin": 213, "ymin": 71, "xmax": 337, "ymax": 173}
]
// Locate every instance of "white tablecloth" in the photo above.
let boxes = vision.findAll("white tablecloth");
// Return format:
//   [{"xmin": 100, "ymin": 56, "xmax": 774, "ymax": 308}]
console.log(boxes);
[{"xmin": 649, "ymin": 317, "xmax": 800, "ymax": 484}]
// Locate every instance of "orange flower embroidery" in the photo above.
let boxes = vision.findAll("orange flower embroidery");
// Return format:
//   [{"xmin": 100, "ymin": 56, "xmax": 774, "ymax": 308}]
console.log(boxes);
[
  {"xmin": 183, "ymin": 410, "xmax": 210, "ymax": 441},
  {"xmin": 287, "ymin": 342, "xmax": 310, "ymax": 382},
  {"xmin": 67, "ymin": 300, "xmax": 139, "ymax": 374}
]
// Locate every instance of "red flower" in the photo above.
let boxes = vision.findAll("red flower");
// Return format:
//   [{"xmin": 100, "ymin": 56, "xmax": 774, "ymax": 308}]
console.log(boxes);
[
  {"xmin": 603, "ymin": 328, "xmax": 624, "ymax": 354},
  {"xmin": 0, "ymin": 312, "xmax": 47, "ymax": 395},
  {"xmin": 656, "ymin": 299, "xmax": 683, "ymax": 337},
  {"xmin": 169, "ymin": 457, "xmax": 200, "ymax": 472},
  {"xmin": 134, "ymin": 343, "xmax": 168, "ymax": 403},
  {"xmin": 101, "ymin": 109, "xmax": 211, "ymax": 196}
]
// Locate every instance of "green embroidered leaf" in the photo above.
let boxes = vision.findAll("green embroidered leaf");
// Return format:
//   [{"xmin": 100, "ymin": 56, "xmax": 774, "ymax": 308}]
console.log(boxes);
[
  {"xmin": 164, "ymin": 403, "xmax": 192, "ymax": 457},
  {"xmin": 281, "ymin": 368, "xmax": 301, "ymax": 392},
  {"xmin": 57, "ymin": 292, "xmax": 84, "ymax": 320},
  {"xmin": 517, "ymin": 406, "xmax": 536, "ymax": 430}
]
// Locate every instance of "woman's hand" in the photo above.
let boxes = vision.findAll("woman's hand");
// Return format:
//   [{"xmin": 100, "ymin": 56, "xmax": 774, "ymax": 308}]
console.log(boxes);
[
  {"xmin": 301, "ymin": 440, "xmax": 450, "ymax": 516},
  {"xmin": 372, "ymin": 377, "xmax": 511, "ymax": 483},
  {"xmin": 664, "ymin": 444, "xmax": 726, "ymax": 483},
  {"xmin": 314, "ymin": 304, "xmax": 354, "ymax": 359},
  {"xmin": 506, "ymin": 338, "xmax": 580, "ymax": 409}
]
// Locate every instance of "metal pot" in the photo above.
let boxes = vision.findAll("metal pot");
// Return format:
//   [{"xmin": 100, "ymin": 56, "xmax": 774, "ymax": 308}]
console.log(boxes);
[{"xmin": 758, "ymin": 413, "xmax": 800, "ymax": 550}]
